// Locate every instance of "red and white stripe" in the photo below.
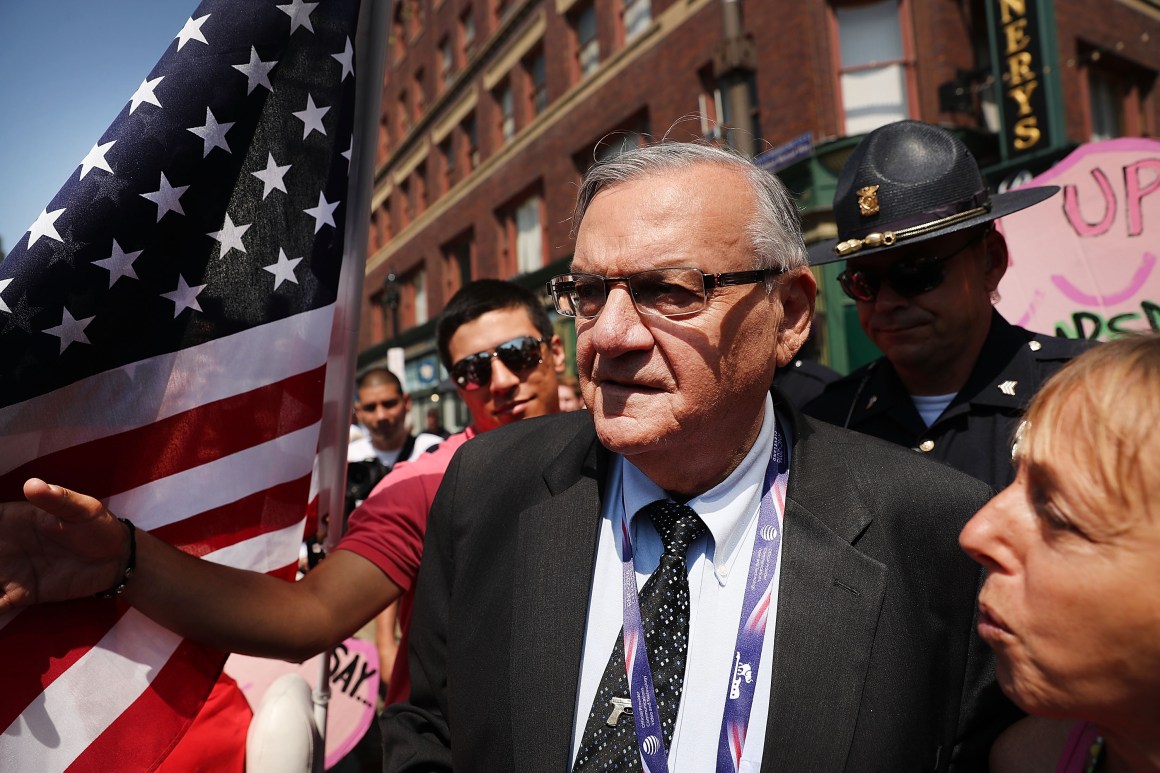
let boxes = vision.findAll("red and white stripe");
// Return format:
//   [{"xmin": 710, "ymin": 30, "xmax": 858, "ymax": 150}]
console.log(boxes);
[{"xmin": 0, "ymin": 304, "xmax": 335, "ymax": 772}]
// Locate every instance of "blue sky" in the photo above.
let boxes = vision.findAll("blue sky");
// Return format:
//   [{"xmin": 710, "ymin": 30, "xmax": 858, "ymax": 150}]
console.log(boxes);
[{"xmin": 0, "ymin": 0, "xmax": 199, "ymax": 254}]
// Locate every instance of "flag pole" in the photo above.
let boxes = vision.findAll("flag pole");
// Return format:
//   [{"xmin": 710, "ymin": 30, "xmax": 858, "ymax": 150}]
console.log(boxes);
[{"xmin": 313, "ymin": 0, "xmax": 393, "ymax": 750}]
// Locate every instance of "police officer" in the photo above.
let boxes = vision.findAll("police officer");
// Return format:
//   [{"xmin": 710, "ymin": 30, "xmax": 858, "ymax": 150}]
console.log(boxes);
[{"xmin": 805, "ymin": 120, "xmax": 1094, "ymax": 490}]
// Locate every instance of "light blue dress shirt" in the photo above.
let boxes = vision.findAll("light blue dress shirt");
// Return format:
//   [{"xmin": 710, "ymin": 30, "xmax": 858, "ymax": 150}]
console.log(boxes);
[{"xmin": 570, "ymin": 394, "xmax": 786, "ymax": 772}]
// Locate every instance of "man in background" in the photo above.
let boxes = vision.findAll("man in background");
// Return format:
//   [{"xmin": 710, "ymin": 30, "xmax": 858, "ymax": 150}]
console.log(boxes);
[{"xmin": 345, "ymin": 368, "xmax": 443, "ymax": 516}]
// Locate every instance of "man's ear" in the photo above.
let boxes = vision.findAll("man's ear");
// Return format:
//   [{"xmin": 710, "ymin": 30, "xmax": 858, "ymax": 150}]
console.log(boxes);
[
  {"xmin": 549, "ymin": 334, "xmax": 566, "ymax": 373},
  {"xmin": 982, "ymin": 228, "xmax": 1009, "ymax": 292},
  {"xmin": 774, "ymin": 267, "xmax": 817, "ymax": 368}
]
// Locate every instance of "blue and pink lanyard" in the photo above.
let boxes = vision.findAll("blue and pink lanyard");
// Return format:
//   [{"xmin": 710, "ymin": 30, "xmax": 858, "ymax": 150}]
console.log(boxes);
[{"xmin": 618, "ymin": 423, "xmax": 788, "ymax": 773}]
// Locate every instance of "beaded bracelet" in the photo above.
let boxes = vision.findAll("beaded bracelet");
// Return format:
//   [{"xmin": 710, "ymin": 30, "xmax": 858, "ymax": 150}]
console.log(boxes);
[{"xmin": 95, "ymin": 519, "xmax": 137, "ymax": 599}]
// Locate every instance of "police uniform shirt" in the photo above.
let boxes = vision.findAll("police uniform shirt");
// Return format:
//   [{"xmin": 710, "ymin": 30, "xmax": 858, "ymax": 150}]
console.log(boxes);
[{"xmin": 803, "ymin": 311, "xmax": 1095, "ymax": 491}]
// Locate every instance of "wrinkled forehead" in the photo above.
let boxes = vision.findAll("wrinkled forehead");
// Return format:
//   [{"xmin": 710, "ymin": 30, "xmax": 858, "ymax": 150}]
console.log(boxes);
[{"xmin": 573, "ymin": 166, "xmax": 756, "ymax": 275}]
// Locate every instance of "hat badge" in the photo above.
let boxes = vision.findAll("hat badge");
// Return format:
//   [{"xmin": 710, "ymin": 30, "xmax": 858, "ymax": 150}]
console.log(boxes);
[{"xmin": 856, "ymin": 185, "xmax": 880, "ymax": 216}]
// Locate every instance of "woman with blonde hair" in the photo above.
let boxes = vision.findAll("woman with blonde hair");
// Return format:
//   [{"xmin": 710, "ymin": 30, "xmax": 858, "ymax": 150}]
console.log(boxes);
[{"xmin": 960, "ymin": 334, "xmax": 1160, "ymax": 772}]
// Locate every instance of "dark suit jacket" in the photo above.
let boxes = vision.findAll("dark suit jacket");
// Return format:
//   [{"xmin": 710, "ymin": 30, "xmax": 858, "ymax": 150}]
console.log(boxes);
[{"xmin": 382, "ymin": 404, "xmax": 1014, "ymax": 772}]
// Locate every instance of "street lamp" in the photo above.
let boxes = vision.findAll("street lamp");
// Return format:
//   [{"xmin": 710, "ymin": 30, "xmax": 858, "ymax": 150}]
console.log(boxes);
[{"xmin": 381, "ymin": 272, "xmax": 401, "ymax": 343}]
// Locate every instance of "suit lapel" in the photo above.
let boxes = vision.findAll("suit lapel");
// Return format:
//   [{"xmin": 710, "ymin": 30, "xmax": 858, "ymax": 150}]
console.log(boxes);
[
  {"xmin": 510, "ymin": 426, "xmax": 606, "ymax": 771},
  {"xmin": 760, "ymin": 414, "xmax": 889, "ymax": 771}
]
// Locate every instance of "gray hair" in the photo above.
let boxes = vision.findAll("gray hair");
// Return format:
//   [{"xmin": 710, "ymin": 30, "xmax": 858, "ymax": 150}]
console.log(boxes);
[{"xmin": 571, "ymin": 141, "xmax": 809, "ymax": 272}]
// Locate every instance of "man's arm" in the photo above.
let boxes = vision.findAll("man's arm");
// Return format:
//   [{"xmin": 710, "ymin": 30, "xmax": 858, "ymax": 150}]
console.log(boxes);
[
  {"xmin": 380, "ymin": 454, "xmax": 461, "ymax": 771},
  {"xmin": 0, "ymin": 478, "xmax": 400, "ymax": 662},
  {"xmin": 375, "ymin": 600, "xmax": 401, "ymax": 682}
]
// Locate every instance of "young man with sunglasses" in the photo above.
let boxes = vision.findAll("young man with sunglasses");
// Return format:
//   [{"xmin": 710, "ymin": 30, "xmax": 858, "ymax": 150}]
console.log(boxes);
[
  {"xmin": 340, "ymin": 278, "xmax": 564, "ymax": 704},
  {"xmin": 0, "ymin": 279, "xmax": 562, "ymax": 709},
  {"xmin": 805, "ymin": 120, "xmax": 1093, "ymax": 490}
]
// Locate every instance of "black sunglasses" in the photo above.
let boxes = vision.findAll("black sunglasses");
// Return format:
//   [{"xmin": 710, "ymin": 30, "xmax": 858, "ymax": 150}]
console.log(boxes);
[
  {"xmin": 837, "ymin": 233, "xmax": 983, "ymax": 303},
  {"xmin": 449, "ymin": 336, "xmax": 547, "ymax": 390}
]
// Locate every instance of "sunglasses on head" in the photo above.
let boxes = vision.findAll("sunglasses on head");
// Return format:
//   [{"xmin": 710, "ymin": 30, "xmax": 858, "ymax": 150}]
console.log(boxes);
[
  {"xmin": 450, "ymin": 336, "xmax": 547, "ymax": 390},
  {"xmin": 836, "ymin": 232, "xmax": 984, "ymax": 303}
]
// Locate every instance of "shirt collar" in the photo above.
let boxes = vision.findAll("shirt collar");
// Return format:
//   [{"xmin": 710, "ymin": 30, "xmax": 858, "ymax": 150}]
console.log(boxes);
[{"xmin": 621, "ymin": 393, "xmax": 780, "ymax": 570}]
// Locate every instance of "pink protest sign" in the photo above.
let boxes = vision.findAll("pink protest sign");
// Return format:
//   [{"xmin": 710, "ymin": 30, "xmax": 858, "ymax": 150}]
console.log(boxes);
[
  {"xmin": 996, "ymin": 138, "xmax": 1160, "ymax": 340},
  {"xmin": 225, "ymin": 637, "xmax": 380, "ymax": 769}
]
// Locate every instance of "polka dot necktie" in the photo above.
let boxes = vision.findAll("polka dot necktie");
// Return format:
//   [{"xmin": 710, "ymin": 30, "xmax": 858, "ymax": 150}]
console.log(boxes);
[{"xmin": 572, "ymin": 500, "xmax": 706, "ymax": 772}]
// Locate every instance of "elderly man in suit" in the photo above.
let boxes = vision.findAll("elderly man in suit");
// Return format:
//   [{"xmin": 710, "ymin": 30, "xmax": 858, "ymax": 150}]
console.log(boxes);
[{"xmin": 381, "ymin": 141, "xmax": 1013, "ymax": 771}]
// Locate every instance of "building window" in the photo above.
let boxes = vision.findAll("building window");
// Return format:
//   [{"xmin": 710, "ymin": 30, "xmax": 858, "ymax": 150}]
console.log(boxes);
[
  {"xmin": 498, "ymin": 189, "xmax": 545, "ymax": 276},
  {"xmin": 405, "ymin": 0, "xmax": 423, "ymax": 41},
  {"xmin": 461, "ymin": 9, "xmax": 476, "ymax": 61},
  {"xmin": 514, "ymin": 196, "xmax": 543, "ymax": 273},
  {"xmin": 415, "ymin": 162, "xmax": 428, "ymax": 215},
  {"xmin": 462, "ymin": 113, "xmax": 480, "ymax": 170},
  {"xmin": 497, "ymin": 80, "xmax": 516, "ymax": 142},
  {"xmin": 442, "ymin": 231, "xmax": 474, "ymax": 299},
  {"xmin": 834, "ymin": 0, "xmax": 912, "ymax": 134},
  {"xmin": 390, "ymin": 4, "xmax": 406, "ymax": 65},
  {"xmin": 411, "ymin": 268, "xmax": 428, "ymax": 325},
  {"xmin": 398, "ymin": 90, "xmax": 410, "ymax": 135},
  {"xmin": 439, "ymin": 137, "xmax": 455, "ymax": 192},
  {"xmin": 378, "ymin": 116, "xmax": 390, "ymax": 163},
  {"xmin": 623, "ymin": 0, "xmax": 651, "ymax": 43},
  {"xmin": 575, "ymin": 122, "xmax": 647, "ymax": 176},
  {"xmin": 1089, "ymin": 67, "xmax": 1124, "ymax": 140},
  {"xmin": 1082, "ymin": 49, "xmax": 1154, "ymax": 141},
  {"xmin": 399, "ymin": 178, "xmax": 412, "ymax": 227},
  {"xmin": 527, "ymin": 48, "xmax": 548, "ymax": 116},
  {"xmin": 574, "ymin": 3, "xmax": 600, "ymax": 78},
  {"xmin": 439, "ymin": 36, "xmax": 454, "ymax": 90},
  {"xmin": 413, "ymin": 68, "xmax": 426, "ymax": 123}
]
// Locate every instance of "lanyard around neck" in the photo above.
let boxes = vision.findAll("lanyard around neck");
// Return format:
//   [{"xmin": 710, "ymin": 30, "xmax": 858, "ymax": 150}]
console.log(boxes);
[{"xmin": 618, "ymin": 423, "xmax": 789, "ymax": 773}]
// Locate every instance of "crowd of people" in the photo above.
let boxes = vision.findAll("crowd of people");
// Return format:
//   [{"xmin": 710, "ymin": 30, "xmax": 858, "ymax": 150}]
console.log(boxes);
[{"xmin": 1, "ymin": 121, "xmax": 1157, "ymax": 772}]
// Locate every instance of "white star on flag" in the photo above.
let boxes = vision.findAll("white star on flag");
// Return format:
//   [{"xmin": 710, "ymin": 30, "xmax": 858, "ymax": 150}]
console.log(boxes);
[
  {"xmin": 277, "ymin": 0, "xmax": 319, "ymax": 34},
  {"xmin": 292, "ymin": 94, "xmax": 329, "ymax": 139},
  {"xmin": 129, "ymin": 76, "xmax": 164, "ymax": 114},
  {"xmin": 0, "ymin": 278, "xmax": 11, "ymax": 314},
  {"xmin": 332, "ymin": 37, "xmax": 354, "ymax": 80},
  {"xmin": 28, "ymin": 208, "xmax": 66, "ymax": 248},
  {"xmin": 341, "ymin": 138, "xmax": 353, "ymax": 167},
  {"xmin": 188, "ymin": 108, "xmax": 234, "ymax": 157},
  {"xmin": 79, "ymin": 140, "xmax": 116, "ymax": 180},
  {"xmin": 233, "ymin": 46, "xmax": 278, "ymax": 94},
  {"xmin": 140, "ymin": 173, "xmax": 189, "ymax": 222},
  {"xmin": 43, "ymin": 307, "xmax": 95, "ymax": 353},
  {"xmin": 263, "ymin": 248, "xmax": 303, "ymax": 289},
  {"xmin": 92, "ymin": 239, "xmax": 143, "ymax": 287},
  {"xmin": 304, "ymin": 191, "xmax": 339, "ymax": 233},
  {"xmin": 208, "ymin": 214, "xmax": 251, "ymax": 256},
  {"xmin": 252, "ymin": 153, "xmax": 291, "ymax": 199},
  {"xmin": 175, "ymin": 14, "xmax": 211, "ymax": 50},
  {"xmin": 161, "ymin": 274, "xmax": 207, "ymax": 317}
]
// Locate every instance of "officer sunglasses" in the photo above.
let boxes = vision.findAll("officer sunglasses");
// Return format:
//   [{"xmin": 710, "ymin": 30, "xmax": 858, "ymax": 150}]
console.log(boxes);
[
  {"xmin": 546, "ymin": 266, "xmax": 783, "ymax": 319},
  {"xmin": 449, "ymin": 335, "xmax": 547, "ymax": 390},
  {"xmin": 836, "ymin": 232, "xmax": 983, "ymax": 303}
]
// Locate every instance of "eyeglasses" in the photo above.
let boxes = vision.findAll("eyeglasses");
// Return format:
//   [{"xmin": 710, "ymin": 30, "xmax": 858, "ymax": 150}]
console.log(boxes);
[
  {"xmin": 836, "ymin": 233, "xmax": 983, "ymax": 303},
  {"xmin": 449, "ymin": 335, "xmax": 547, "ymax": 390},
  {"xmin": 546, "ymin": 267, "xmax": 783, "ymax": 319}
]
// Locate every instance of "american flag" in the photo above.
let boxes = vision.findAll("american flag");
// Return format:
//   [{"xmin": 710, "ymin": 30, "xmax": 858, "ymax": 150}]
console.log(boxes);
[{"xmin": 0, "ymin": 0, "xmax": 379, "ymax": 768}]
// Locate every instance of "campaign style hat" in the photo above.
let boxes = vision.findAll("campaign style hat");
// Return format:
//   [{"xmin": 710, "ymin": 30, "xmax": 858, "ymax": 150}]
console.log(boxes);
[{"xmin": 809, "ymin": 120, "xmax": 1059, "ymax": 265}]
